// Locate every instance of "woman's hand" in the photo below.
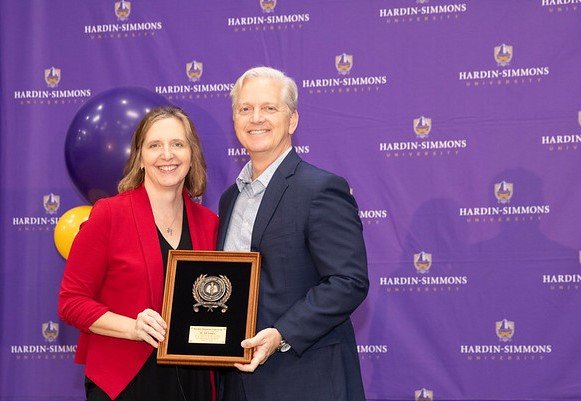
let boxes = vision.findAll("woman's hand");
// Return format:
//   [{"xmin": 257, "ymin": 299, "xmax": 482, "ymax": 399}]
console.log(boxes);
[
  {"xmin": 132, "ymin": 308, "xmax": 167, "ymax": 348},
  {"xmin": 89, "ymin": 309, "xmax": 168, "ymax": 348}
]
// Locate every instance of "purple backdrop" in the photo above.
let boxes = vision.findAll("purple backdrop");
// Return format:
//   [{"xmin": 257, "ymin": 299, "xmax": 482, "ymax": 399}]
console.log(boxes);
[{"xmin": 1, "ymin": 1, "xmax": 580, "ymax": 400}]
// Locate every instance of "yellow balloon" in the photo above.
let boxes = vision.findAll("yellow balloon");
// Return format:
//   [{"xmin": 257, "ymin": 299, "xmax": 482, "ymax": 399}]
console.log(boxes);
[{"xmin": 54, "ymin": 205, "xmax": 92, "ymax": 259}]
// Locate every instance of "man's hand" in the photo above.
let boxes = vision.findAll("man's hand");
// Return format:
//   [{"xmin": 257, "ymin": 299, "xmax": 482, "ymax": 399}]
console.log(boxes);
[{"xmin": 234, "ymin": 327, "xmax": 283, "ymax": 372}]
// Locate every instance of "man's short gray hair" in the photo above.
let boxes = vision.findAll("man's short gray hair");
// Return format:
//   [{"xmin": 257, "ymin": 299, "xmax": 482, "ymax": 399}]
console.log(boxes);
[{"xmin": 230, "ymin": 66, "xmax": 298, "ymax": 114}]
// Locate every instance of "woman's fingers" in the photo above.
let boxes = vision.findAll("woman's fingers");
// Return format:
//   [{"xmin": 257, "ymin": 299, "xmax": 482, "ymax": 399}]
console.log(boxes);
[{"xmin": 135, "ymin": 309, "xmax": 167, "ymax": 346}]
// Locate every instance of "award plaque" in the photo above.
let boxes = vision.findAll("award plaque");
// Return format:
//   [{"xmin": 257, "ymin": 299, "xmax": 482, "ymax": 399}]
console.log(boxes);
[{"xmin": 157, "ymin": 250, "xmax": 261, "ymax": 367}]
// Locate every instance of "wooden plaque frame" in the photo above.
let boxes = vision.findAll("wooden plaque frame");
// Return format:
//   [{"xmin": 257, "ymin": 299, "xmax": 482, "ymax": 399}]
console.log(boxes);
[{"xmin": 157, "ymin": 250, "xmax": 260, "ymax": 367}]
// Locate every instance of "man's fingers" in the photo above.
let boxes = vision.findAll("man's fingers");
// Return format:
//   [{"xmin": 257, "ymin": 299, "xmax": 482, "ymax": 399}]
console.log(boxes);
[
  {"xmin": 237, "ymin": 344, "xmax": 269, "ymax": 372},
  {"xmin": 236, "ymin": 328, "xmax": 284, "ymax": 372},
  {"xmin": 234, "ymin": 357, "xmax": 260, "ymax": 372},
  {"xmin": 241, "ymin": 337, "xmax": 257, "ymax": 349}
]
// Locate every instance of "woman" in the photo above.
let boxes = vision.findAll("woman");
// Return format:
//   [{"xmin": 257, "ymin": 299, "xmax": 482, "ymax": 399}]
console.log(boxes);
[{"xmin": 58, "ymin": 106, "xmax": 218, "ymax": 401}]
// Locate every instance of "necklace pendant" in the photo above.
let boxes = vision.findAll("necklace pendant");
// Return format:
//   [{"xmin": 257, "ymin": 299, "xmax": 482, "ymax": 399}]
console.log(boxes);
[{"xmin": 167, "ymin": 227, "xmax": 173, "ymax": 236}]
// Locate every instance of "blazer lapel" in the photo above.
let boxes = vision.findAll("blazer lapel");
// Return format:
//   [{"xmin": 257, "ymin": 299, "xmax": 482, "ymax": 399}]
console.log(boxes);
[
  {"xmin": 130, "ymin": 185, "xmax": 164, "ymax": 310},
  {"xmin": 183, "ymin": 191, "xmax": 202, "ymax": 250},
  {"xmin": 250, "ymin": 150, "xmax": 300, "ymax": 251},
  {"xmin": 217, "ymin": 185, "xmax": 239, "ymax": 250}
]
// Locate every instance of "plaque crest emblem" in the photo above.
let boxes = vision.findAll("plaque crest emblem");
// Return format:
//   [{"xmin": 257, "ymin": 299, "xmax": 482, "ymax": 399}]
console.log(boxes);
[
  {"xmin": 414, "ymin": 251, "xmax": 432, "ymax": 274},
  {"xmin": 115, "ymin": 0, "xmax": 131, "ymax": 21},
  {"xmin": 42, "ymin": 321, "xmax": 59, "ymax": 342},
  {"xmin": 494, "ymin": 44, "xmax": 513, "ymax": 67},
  {"xmin": 193, "ymin": 274, "xmax": 232, "ymax": 313},
  {"xmin": 44, "ymin": 67, "xmax": 61, "ymax": 88},
  {"xmin": 415, "ymin": 388, "xmax": 434, "ymax": 401},
  {"xmin": 43, "ymin": 193, "xmax": 60, "ymax": 215},
  {"xmin": 260, "ymin": 0, "xmax": 277, "ymax": 13},
  {"xmin": 577, "ymin": 111, "xmax": 581, "ymax": 127},
  {"xmin": 335, "ymin": 53, "xmax": 353, "ymax": 76},
  {"xmin": 494, "ymin": 181, "xmax": 513, "ymax": 204},
  {"xmin": 496, "ymin": 319, "xmax": 515, "ymax": 342},
  {"xmin": 413, "ymin": 116, "xmax": 432, "ymax": 138},
  {"xmin": 186, "ymin": 61, "xmax": 204, "ymax": 82}
]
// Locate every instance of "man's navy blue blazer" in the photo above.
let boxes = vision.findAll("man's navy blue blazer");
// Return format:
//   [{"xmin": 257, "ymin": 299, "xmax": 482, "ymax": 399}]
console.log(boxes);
[{"xmin": 218, "ymin": 149, "xmax": 369, "ymax": 401}]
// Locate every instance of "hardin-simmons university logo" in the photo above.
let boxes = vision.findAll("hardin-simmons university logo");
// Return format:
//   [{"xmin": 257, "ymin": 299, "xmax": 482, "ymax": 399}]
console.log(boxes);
[
  {"xmin": 415, "ymin": 388, "xmax": 434, "ymax": 401},
  {"xmin": 186, "ymin": 61, "xmax": 204, "ymax": 82},
  {"xmin": 494, "ymin": 181, "xmax": 513, "ymax": 204},
  {"xmin": 413, "ymin": 116, "xmax": 432, "ymax": 138},
  {"xmin": 260, "ymin": 0, "xmax": 277, "ymax": 13},
  {"xmin": 43, "ymin": 193, "xmax": 60, "ymax": 215},
  {"xmin": 496, "ymin": 319, "xmax": 515, "ymax": 342},
  {"xmin": 115, "ymin": 0, "xmax": 131, "ymax": 21},
  {"xmin": 335, "ymin": 53, "xmax": 353, "ymax": 76},
  {"xmin": 44, "ymin": 67, "xmax": 61, "ymax": 88},
  {"xmin": 42, "ymin": 321, "xmax": 59, "ymax": 343},
  {"xmin": 414, "ymin": 251, "xmax": 432, "ymax": 274},
  {"xmin": 494, "ymin": 44, "xmax": 513, "ymax": 67}
]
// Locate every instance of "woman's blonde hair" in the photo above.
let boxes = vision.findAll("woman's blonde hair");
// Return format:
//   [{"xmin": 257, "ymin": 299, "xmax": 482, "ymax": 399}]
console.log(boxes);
[{"xmin": 117, "ymin": 106, "xmax": 207, "ymax": 196}]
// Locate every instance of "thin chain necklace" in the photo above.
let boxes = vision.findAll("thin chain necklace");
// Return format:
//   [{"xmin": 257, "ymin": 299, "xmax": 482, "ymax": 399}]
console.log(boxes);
[
  {"xmin": 163, "ymin": 213, "xmax": 179, "ymax": 236},
  {"xmin": 153, "ymin": 202, "xmax": 182, "ymax": 236}
]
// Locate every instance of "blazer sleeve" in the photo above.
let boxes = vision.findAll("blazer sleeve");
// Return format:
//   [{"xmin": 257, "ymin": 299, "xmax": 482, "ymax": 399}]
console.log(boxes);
[
  {"xmin": 273, "ymin": 174, "xmax": 369, "ymax": 355},
  {"xmin": 58, "ymin": 199, "xmax": 112, "ymax": 332}
]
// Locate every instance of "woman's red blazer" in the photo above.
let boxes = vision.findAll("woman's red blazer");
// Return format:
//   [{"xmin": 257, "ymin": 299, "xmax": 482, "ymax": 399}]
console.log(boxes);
[{"xmin": 58, "ymin": 185, "xmax": 218, "ymax": 399}]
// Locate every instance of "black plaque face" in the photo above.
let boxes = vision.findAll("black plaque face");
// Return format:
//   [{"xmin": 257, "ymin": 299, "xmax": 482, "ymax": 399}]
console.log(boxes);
[{"xmin": 157, "ymin": 251, "xmax": 260, "ymax": 367}]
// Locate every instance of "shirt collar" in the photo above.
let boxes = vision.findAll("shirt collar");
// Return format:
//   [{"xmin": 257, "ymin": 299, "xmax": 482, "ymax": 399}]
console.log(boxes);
[{"xmin": 235, "ymin": 147, "xmax": 292, "ymax": 192}]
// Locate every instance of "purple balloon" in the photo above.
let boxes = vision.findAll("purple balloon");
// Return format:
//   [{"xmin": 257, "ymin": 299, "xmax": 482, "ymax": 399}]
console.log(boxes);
[{"xmin": 65, "ymin": 87, "xmax": 171, "ymax": 204}]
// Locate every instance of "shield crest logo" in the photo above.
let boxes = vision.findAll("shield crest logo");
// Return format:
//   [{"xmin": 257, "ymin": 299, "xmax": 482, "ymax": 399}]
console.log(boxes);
[
  {"xmin": 44, "ymin": 67, "xmax": 61, "ymax": 88},
  {"xmin": 494, "ymin": 44, "xmax": 513, "ymax": 67},
  {"xmin": 186, "ymin": 61, "xmax": 203, "ymax": 82},
  {"xmin": 415, "ymin": 388, "xmax": 433, "ymax": 401},
  {"xmin": 494, "ymin": 181, "xmax": 513, "ymax": 204},
  {"xmin": 335, "ymin": 53, "xmax": 353, "ymax": 76},
  {"xmin": 115, "ymin": 0, "xmax": 131, "ymax": 21},
  {"xmin": 413, "ymin": 116, "xmax": 432, "ymax": 138},
  {"xmin": 42, "ymin": 321, "xmax": 59, "ymax": 343},
  {"xmin": 414, "ymin": 252, "xmax": 432, "ymax": 274},
  {"xmin": 577, "ymin": 111, "xmax": 581, "ymax": 127},
  {"xmin": 496, "ymin": 319, "xmax": 515, "ymax": 342},
  {"xmin": 43, "ymin": 193, "xmax": 60, "ymax": 215},
  {"xmin": 260, "ymin": 0, "xmax": 277, "ymax": 13}
]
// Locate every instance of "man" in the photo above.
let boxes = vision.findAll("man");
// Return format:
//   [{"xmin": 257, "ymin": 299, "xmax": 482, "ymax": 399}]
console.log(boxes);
[{"xmin": 218, "ymin": 66, "xmax": 369, "ymax": 401}]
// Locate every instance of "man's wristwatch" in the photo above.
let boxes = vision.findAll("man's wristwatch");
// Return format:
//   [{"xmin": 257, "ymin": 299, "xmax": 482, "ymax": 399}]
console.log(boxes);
[{"xmin": 277, "ymin": 339, "xmax": 291, "ymax": 353}]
